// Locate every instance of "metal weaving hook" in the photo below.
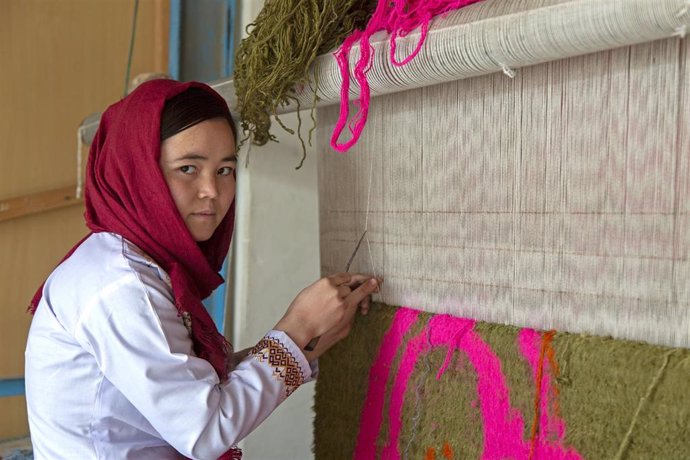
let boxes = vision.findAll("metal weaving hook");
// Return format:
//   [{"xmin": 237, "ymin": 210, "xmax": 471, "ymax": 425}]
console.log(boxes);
[{"xmin": 304, "ymin": 230, "xmax": 369, "ymax": 352}]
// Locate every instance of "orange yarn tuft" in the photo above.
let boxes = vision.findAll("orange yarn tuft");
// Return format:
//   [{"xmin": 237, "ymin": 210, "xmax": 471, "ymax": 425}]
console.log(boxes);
[{"xmin": 529, "ymin": 330, "xmax": 556, "ymax": 459}]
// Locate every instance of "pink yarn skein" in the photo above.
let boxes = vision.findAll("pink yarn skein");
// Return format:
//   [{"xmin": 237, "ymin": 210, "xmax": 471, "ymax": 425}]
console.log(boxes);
[{"xmin": 331, "ymin": 0, "xmax": 483, "ymax": 152}]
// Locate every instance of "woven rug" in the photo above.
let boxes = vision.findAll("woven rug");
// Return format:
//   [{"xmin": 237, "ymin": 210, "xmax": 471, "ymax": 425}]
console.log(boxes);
[{"xmin": 314, "ymin": 304, "xmax": 690, "ymax": 459}]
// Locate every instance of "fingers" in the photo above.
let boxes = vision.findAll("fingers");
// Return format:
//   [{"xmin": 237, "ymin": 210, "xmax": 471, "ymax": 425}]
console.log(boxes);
[
  {"xmin": 345, "ymin": 277, "xmax": 380, "ymax": 308},
  {"xmin": 337, "ymin": 285, "xmax": 351, "ymax": 299},
  {"xmin": 333, "ymin": 273, "xmax": 383, "ymax": 312},
  {"xmin": 342, "ymin": 273, "xmax": 374, "ymax": 287},
  {"xmin": 328, "ymin": 272, "xmax": 380, "ymax": 287},
  {"xmin": 328, "ymin": 273, "xmax": 352, "ymax": 286},
  {"xmin": 300, "ymin": 275, "xmax": 383, "ymax": 359},
  {"xmin": 360, "ymin": 295, "xmax": 371, "ymax": 315}
]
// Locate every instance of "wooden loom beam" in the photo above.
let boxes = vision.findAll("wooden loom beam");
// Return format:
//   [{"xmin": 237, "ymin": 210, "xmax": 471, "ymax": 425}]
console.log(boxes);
[{"xmin": 0, "ymin": 186, "xmax": 82, "ymax": 223}]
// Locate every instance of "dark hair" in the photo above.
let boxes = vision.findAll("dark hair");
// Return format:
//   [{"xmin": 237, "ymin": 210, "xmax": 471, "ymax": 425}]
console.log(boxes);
[{"xmin": 160, "ymin": 87, "xmax": 237, "ymax": 143}]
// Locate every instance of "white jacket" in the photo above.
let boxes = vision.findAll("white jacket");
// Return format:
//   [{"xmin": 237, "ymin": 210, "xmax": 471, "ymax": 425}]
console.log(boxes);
[{"xmin": 25, "ymin": 232, "xmax": 316, "ymax": 460}]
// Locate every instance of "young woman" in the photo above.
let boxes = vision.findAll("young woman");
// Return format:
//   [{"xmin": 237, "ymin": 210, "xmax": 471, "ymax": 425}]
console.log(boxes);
[{"xmin": 25, "ymin": 79, "xmax": 380, "ymax": 459}]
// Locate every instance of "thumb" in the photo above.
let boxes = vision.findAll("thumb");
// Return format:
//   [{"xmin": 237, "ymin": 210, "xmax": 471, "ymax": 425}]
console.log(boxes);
[{"xmin": 345, "ymin": 278, "xmax": 379, "ymax": 308}]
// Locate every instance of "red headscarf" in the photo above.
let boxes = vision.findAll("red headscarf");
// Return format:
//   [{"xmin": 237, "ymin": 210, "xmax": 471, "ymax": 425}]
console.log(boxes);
[{"xmin": 31, "ymin": 79, "xmax": 235, "ymax": 381}]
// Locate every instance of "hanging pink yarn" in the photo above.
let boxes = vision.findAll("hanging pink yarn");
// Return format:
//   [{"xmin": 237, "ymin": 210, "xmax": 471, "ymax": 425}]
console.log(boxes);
[{"xmin": 331, "ymin": 0, "xmax": 483, "ymax": 152}]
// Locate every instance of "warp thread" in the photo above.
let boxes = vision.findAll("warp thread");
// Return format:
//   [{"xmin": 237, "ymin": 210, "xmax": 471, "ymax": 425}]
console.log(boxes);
[
  {"xmin": 363, "ymin": 135, "xmax": 377, "ymax": 278},
  {"xmin": 345, "ymin": 127, "xmax": 380, "ymax": 298}
]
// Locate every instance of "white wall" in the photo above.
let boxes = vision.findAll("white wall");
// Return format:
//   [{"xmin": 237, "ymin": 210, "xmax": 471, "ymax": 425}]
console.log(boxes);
[
  {"xmin": 229, "ymin": 4, "xmax": 321, "ymax": 457},
  {"xmin": 229, "ymin": 6, "xmax": 321, "ymax": 458},
  {"xmin": 231, "ymin": 118, "xmax": 320, "ymax": 459}
]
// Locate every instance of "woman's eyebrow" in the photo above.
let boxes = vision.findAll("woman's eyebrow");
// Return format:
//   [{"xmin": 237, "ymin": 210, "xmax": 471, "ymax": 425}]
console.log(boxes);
[
  {"xmin": 171, "ymin": 153, "xmax": 237, "ymax": 162},
  {"xmin": 173, "ymin": 153, "xmax": 207, "ymax": 161}
]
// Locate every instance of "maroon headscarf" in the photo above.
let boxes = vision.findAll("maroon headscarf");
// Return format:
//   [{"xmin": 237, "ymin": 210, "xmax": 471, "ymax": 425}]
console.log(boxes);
[{"xmin": 31, "ymin": 79, "xmax": 235, "ymax": 382}]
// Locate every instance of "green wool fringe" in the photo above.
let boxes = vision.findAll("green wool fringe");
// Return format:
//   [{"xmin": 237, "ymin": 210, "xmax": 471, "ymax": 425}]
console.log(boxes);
[{"xmin": 233, "ymin": 0, "xmax": 374, "ymax": 158}]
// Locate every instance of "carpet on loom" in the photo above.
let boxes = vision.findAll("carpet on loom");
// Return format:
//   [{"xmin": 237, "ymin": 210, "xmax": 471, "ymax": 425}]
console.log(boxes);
[{"xmin": 313, "ymin": 303, "xmax": 690, "ymax": 459}]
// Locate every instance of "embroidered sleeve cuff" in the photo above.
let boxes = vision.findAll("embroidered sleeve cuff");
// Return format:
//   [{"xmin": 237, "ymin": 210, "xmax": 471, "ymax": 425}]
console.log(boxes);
[{"xmin": 249, "ymin": 330, "xmax": 312, "ymax": 397}]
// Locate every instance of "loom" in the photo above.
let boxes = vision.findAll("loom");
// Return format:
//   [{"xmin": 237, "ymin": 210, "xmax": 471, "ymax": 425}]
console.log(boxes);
[
  {"xmin": 214, "ymin": 0, "xmax": 690, "ymax": 347},
  {"xmin": 78, "ymin": 0, "xmax": 690, "ymax": 456},
  {"xmin": 278, "ymin": 0, "xmax": 690, "ymax": 457},
  {"xmin": 309, "ymin": 0, "xmax": 690, "ymax": 348}
]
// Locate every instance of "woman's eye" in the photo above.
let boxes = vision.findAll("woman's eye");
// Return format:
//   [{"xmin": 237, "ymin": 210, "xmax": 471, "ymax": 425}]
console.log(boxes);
[
  {"xmin": 180, "ymin": 165, "xmax": 197, "ymax": 174},
  {"xmin": 218, "ymin": 167, "xmax": 234, "ymax": 176}
]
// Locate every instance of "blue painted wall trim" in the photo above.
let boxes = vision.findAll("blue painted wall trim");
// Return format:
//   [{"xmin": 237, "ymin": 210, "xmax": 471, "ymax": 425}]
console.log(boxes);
[
  {"xmin": 223, "ymin": 0, "xmax": 236, "ymax": 77},
  {"xmin": 0, "ymin": 378, "xmax": 25, "ymax": 398},
  {"xmin": 179, "ymin": 0, "xmax": 236, "ymax": 82},
  {"xmin": 203, "ymin": 257, "xmax": 229, "ymax": 331},
  {"xmin": 169, "ymin": 0, "xmax": 182, "ymax": 79}
]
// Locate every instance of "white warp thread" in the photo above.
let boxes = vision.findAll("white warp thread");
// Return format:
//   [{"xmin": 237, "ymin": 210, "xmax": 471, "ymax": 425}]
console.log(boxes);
[
  {"xmin": 317, "ymin": 33, "xmax": 690, "ymax": 349},
  {"xmin": 298, "ymin": 0, "xmax": 690, "ymax": 110}
]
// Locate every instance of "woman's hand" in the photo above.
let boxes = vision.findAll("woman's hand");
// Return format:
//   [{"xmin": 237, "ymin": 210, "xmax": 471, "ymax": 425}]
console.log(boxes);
[{"xmin": 274, "ymin": 273, "xmax": 382, "ymax": 359}]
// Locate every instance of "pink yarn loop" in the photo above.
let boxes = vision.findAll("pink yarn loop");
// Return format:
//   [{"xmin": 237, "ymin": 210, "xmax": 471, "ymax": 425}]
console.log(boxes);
[
  {"xmin": 330, "ymin": 0, "xmax": 484, "ymax": 153},
  {"xmin": 390, "ymin": 20, "xmax": 430, "ymax": 67}
]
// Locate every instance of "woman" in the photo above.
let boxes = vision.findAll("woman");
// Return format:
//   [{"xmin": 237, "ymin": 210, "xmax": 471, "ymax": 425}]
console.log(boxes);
[{"xmin": 25, "ymin": 79, "xmax": 380, "ymax": 459}]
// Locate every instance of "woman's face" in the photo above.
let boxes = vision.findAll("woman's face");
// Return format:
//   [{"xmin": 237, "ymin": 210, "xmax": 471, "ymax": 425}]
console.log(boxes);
[{"xmin": 159, "ymin": 117, "xmax": 236, "ymax": 242}]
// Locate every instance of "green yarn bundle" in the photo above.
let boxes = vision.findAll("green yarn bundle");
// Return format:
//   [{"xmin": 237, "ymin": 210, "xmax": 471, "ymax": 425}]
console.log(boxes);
[{"xmin": 233, "ymin": 0, "xmax": 374, "ymax": 152}]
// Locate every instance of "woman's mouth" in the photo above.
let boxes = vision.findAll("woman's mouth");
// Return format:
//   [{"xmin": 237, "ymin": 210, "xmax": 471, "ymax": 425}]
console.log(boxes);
[{"xmin": 192, "ymin": 211, "xmax": 216, "ymax": 218}]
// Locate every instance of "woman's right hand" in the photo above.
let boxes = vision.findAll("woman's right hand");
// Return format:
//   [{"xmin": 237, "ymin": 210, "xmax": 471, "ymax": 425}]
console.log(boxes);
[{"xmin": 273, "ymin": 273, "xmax": 381, "ymax": 359}]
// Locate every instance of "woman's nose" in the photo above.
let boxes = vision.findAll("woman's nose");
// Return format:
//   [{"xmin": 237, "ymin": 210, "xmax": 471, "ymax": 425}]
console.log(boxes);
[{"xmin": 198, "ymin": 174, "xmax": 219, "ymax": 199}]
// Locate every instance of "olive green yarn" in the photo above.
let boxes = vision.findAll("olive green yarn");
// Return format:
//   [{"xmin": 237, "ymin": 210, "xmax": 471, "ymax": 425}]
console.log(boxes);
[
  {"xmin": 313, "ymin": 305, "xmax": 396, "ymax": 458},
  {"xmin": 233, "ymin": 0, "xmax": 374, "ymax": 159}
]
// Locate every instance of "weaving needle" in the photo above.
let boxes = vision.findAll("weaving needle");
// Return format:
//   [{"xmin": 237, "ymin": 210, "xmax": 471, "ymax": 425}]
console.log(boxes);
[
  {"xmin": 304, "ymin": 229, "xmax": 368, "ymax": 352},
  {"xmin": 345, "ymin": 229, "xmax": 368, "ymax": 272}
]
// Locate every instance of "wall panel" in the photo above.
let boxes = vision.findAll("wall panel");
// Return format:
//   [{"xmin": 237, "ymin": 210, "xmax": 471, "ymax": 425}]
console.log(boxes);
[
  {"xmin": 0, "ymin": 397, "xmax": 28, "ymax": 441},
  {"xmin": 0, "ymin": 0, "xmax": 168, "ymax": 439}
]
